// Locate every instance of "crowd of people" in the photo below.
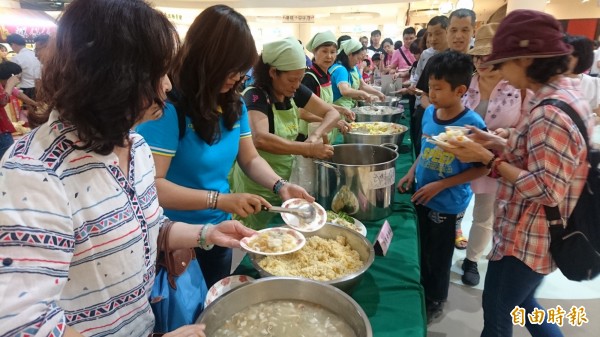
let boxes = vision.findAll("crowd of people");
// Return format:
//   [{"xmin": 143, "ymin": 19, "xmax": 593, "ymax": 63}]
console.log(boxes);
[
  {"xmin": 0, "ymin": 0, "xmax": 597, "ymax": 337},
  {"xmin": 397, "ymin": 7, "xmax": 595, "ymax": 337}
]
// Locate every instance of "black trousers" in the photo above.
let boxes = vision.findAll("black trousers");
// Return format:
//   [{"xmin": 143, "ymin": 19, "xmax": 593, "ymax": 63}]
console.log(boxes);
[
  {"xmin": 415, "ymin": 204, "xmax": 464, "ymax": 302},
  {"xmin": 21, "ymin": 87, "xmax": 36, "ymax": 100},
  {"xmin": 410, "ymin": 104, "xmax": 425, "ymax": 158}
]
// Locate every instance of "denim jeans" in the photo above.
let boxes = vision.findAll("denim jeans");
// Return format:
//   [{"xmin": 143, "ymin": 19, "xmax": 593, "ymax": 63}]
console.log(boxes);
[
  {"xmin": 481, "ymin": 256, "xmax": 563, "ymax": 337},
  {"xmin": 416, "ymin": 204, "xmax": 464, "ymax": 302},
  {"xmin": 195, "ymin": 245, "xmax": 232, "ymax": 289},
  {"xmin": 0, "ymin": 132, "xmax": 14, "ymax": 159}
]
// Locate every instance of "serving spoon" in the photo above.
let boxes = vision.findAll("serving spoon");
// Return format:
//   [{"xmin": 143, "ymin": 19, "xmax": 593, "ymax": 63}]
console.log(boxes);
[{"xmin": 262, "ymin": 204, "xmax": 316, "ymax": 223}]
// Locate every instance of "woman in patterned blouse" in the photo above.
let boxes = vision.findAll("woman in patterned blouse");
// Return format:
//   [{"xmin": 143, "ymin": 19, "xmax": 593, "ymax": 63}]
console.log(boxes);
[{"xmin": 0, "ymin": 1, "xmax": 255, "ymax": 337}]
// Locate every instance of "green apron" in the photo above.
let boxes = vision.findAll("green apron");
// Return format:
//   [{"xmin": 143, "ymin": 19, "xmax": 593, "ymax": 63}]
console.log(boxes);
[
  {"xmin": 299, "ymin": 71, "xmax": 338, "ymax": 143},
  {"xmin": 331, "ymin": 64, "xmax": 360, "ymax": 109},
  {"xmin": 230, "ymin": 89, "xmax": 300, "ymax": 229}
]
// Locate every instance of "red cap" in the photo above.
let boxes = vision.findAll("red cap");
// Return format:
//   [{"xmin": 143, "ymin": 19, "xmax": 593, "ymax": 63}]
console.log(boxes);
[{"xmin": 483, "ymin": 9, "xmax": 572, "ymax": 66}]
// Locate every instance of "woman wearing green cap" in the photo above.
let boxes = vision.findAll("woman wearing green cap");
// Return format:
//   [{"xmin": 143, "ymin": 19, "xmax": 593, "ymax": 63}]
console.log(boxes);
[
  {"xmin": 229, "ymin": 37, "xmax": 340, "ymax": 229},
  {"xmin": 299, "ymin": 31, "xmax": 355, "ymax": 142},
  {"xmin": 330, "ymin": 38, "xmax": 385, "ymax": 108}
]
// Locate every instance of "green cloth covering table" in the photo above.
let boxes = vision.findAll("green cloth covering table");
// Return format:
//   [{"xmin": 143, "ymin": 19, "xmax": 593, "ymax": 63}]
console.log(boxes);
[{"xmin": 235, "ymin": 107, "xmax": 426, "ymax": 337}]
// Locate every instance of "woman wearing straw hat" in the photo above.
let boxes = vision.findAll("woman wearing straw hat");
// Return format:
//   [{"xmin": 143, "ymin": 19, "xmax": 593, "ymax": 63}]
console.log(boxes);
[
  {"xmin": 459, "ymin": 23, "xmax": 530, "ymax": 287},
  {"xmin": 230, "ymin": 37, "xmax": 339, "ymax": 229},
  {"xmin": 329, "ymin": 38, "xmax": 385, "ymax": 109},
  {"xmin": 440, "ymin": 10, "xmax": 593, "ymax": 336},
  {"xmin": 300, "ymin": 30, "xmax": 355, "ymax": 143}
]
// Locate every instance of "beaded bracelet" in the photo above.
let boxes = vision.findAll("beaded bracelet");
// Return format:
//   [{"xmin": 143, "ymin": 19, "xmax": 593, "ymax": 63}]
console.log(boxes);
[
  {"xmin": 197, "ymin": 224, "xmax": 214, "ymax": 250},
  {"xmin": 272, "ymin": 179, "xmax": 287, "ymax": 195}
]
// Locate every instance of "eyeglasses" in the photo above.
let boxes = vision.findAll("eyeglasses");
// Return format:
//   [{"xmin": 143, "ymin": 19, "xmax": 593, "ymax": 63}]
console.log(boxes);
[{"xmin": 472, "ymin": 55, "xmax": 491, "ymax": 63}]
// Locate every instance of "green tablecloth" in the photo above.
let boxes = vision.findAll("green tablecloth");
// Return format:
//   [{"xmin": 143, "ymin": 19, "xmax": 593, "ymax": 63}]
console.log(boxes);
[{"xmin": 235, "ymin": 112, "xmax": 426, "ymax": 337}]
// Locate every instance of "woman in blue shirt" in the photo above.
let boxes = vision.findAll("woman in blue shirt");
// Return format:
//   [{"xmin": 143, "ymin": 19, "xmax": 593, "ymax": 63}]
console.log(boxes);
[
  {"xmin": 136, "ymin": 5, "xmax": 310, "ymax": 289},
  {"xmin": 329, "ymin": 38, "xmax": 385, "ymax": 108}
]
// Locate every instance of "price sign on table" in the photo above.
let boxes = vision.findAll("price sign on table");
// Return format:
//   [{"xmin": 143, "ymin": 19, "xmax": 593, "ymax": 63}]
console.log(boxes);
[{"xmin": 374, "ymin": 220, "xmax": 394, "ymax": 256}]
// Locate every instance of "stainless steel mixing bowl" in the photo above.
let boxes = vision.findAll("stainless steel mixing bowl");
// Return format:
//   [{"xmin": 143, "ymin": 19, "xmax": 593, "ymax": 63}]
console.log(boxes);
[
  {"xmin": 197, "ymin": 277, "xmax": 373, "ymax": 337},
  {"xmin": 248, "ymin": 224, "xmax": 375, "ymax": 294}
]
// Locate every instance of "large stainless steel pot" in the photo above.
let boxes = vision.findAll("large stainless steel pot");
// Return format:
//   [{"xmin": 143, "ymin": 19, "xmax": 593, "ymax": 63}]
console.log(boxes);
[
  {"xmin": 344, "ymin": 122, "xmax": 408, "ymax": 147},
  {"xmin": 197, "ymin": 278, "xmax": 373, "ymax": 337},
  {"xmin": 248, "ymin": 224, "xmax": 375, "ymax": 294},
  {"xmin": 316, "ymin": 144, "xmax": 398, "ymax": 221},
  {"xmin": 352, "ymin": 105, "xmax": 405, "ymax": 123}
]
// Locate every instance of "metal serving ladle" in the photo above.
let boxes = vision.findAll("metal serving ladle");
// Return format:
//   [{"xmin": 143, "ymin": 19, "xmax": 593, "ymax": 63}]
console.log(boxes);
[{"xmin": 262, "ymin": 204, "xmax": 316, "ymax": 223}]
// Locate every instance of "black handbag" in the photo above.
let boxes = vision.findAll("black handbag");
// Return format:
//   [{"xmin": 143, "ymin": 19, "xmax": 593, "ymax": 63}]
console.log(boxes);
[{"xmin": 537, "ymin": 99, "xmax": 600, "ymax": 281}]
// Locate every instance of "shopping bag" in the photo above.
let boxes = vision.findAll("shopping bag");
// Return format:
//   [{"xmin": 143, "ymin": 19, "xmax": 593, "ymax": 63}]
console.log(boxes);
[{"xmin": 150, "ymin": 257, "xmax": 208, "ymax": 332}]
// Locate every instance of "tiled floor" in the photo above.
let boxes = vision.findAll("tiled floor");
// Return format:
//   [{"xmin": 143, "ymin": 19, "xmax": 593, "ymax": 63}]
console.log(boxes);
[{"xmin": 428, "ymin": 199, "xmax": 600, "ymax": 336}]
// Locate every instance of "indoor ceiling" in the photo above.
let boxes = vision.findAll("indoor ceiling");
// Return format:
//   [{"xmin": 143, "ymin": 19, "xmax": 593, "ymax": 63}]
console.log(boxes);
[
  {"xmin": 153, "ymin": 0, "xmax": 414, "ymax": 9},
  {"xmin": 152, "ymin": 0, "xmax": 507, "ymax": 25}
]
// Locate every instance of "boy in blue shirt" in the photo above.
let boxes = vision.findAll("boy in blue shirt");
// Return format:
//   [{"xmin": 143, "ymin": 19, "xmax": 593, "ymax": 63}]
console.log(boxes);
[{"xmin": 397, "ymin": 50, "xmax": 488, "ymax": 323}]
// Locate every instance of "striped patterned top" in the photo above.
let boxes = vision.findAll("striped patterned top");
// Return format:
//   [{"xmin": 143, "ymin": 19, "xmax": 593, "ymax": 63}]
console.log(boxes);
[
  {"xmin": 0, "ymin": 111, "xmax": 162, "ymax": 336},
  {"xmin": 489, "ymin": 76, "xmax": 594, "ymax": 274}
]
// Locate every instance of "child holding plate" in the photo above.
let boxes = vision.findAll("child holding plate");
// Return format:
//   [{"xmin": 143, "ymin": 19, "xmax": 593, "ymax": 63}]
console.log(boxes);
[{"xmin": 396, "ymin": 50, "xmax": 488, "ymax": 323}]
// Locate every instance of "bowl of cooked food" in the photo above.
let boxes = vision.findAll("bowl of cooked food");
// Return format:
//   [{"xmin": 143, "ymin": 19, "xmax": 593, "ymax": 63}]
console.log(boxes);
[
  {"xmin": 344, "ymin": 121, "xmax": 408, "ymax": 147},
  {"xmin": 352, "ymin": 105, "xmax": 405, "ymax": 123},
  {"xmin": 248, "ymin": 224, "xmax": 375, "ymax": 294},
  {"xmin": 327, "ymin": 210, "xmax": 367, "ymax": 236},
  {"xmin": 197, "ymin": 277, "xmax": 372, "ymax": 337}
]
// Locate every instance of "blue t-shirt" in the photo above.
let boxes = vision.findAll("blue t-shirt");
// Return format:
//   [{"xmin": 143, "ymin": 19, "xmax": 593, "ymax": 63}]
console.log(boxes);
[
  {"xmin": 329, "ymin": 63, "xmax": 363, "ymax": 102},
  {"xmin": 415, "ymin": 105, "xmax": 486, "ymax": 214},
  {"xmin": 135, "ymin": 102, "xmax": 252, "ymax": 224}
]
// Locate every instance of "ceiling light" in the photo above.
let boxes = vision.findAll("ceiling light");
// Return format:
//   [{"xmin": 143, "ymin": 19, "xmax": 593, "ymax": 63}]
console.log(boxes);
[
  {"xmin": 254, "ymin": 16, "xmax": 282, "ymax": 23},
  {"xmin": 439, "ymin": 2, "xmax": 453, "ymax": 14},
  {"xmin": 337, "ymin": 12, "xmax": 380, "ymax": 21},
  {"xmin": 455, "ymin": 0, "xmax": 474, "ymax": 10}
]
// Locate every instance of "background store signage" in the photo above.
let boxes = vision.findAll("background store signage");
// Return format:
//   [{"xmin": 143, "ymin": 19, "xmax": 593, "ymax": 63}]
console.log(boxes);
[
  {"xmin": 0, "ymin": 8, "xmax": 57, "ymax": 43},
  {"xmin": 1, "ymin": 25, "xmax": 56, "ymax": 43},
  {"xmin": 165, "ymin": 13, "xmax": 183, "ymax": 22},
  {"xmin": 282, "ymin": 15, "xmax": 314, "ymax": 23}
]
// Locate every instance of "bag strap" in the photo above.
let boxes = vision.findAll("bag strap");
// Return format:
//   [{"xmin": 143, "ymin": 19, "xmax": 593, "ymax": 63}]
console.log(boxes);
[
  {"xmin": 399, "ymin": 48, "xmax": 412, "ymax": 67},
  {"xmin": 535, "ymin": 99, "xmax": 588, "ymax": 225},
  {"xmin": 157, "ymin": 219, "xmax": 174, "ymax": 265},
  {"xmin": 536, "ymin": 99, "xmax": 590, "ymax": 150}
]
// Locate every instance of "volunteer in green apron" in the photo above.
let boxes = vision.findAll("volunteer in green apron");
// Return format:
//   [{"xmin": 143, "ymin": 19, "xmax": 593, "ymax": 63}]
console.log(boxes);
[
  {"xmin": 230, "ymin": 37, "xmax": 340, "ymax": 229},
  {"xmin": 300, "ymin": 30, "xmax": 355, "ymax": 144},
  {"xmin": 329, "ymin": 39, "xmax": 385, "ymax": 109}
]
